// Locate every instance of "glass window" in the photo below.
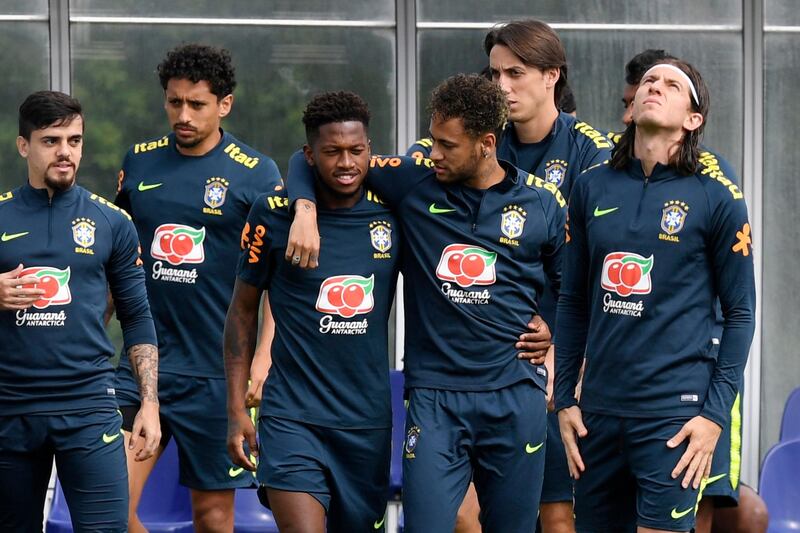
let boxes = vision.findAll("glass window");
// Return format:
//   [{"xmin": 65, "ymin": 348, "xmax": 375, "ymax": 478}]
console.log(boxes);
[
  {"xmin": 765, "ymin": 0, "xmax": 800, "ymax": 26},
  {"xmin": 417, "ymin": 0, "xmax": 741, "ymax": 25},
  {"xmin": 417, "ymin": 29, "xmax": 743, "ymax": 176},
  {"xmin": 0, "ymin": 22, "xmax": 50, "ymax": 193},
  {"xmin": 0, "ymin": 0, "xmax": 47, "ymax": 15},
  {"xmin": 70, "ymin": 0, "xmax": 394, "ymax": 21},
  {"xmin": 761, "ymin": 32, "xmax": 800, "ymax": 457},
  {"xmin": 70, "ymin": 23, "xmax": 396, "ymax": 198}
]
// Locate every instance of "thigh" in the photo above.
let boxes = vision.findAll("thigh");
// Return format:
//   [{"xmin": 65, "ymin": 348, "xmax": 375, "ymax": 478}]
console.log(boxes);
[
  {"xmin": 402, "ymin": 388, "xmax": 473, "ymax": 533},
  {"xmin": 542, "ymin": 410, "xmax": 575, "ymax": 504},
  {"xmin": 53, "ymin": 409, "xmax": 129, "ymax": 532},
  {"xmin": 0, "ymin": 415, "xmax": 52, "ymax": 532},
  {"xmin": 326, "ymin": 427, "xmax": 391, "ymax": 533},
  {"xmin": 626, "ymin": 416, "xmax": 699, "ymax": 532},
  {"xmin": 165, "ymin": 375, "xmax": 257, "ymax": 490},
  {"xmin": 472, "ymin": 382, "xmax": 547, "ymax": 533},
  {"xmin": 257, "ymin": 416, "xmax": 331, "ymax": 512},
  {"xmin": 266, "ymin": 489, "xmax": 326, "ymax": 533},
  {"xmin": 574, "ymin": 412, "xmax": 637, "ymax": 533}
]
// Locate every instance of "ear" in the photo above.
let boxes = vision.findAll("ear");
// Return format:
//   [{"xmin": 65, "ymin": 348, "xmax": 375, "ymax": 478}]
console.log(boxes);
[
  {"xmin": 543, "ymin": 67, "xmax": 560, "ymax": 89},
  {"xmin": 683, "ymin": 111, "xmax": 704, "ymax": 132},
  {"xmin": 302, "ymin": 144, "xmax": 315, "ymax": 166},
  {"xmin": 218, "ymin": 94, "xmax": 234, "ymax": 118},
  {"xmin": 16, "ymin": 136, "xmax": 28, "ymax": 158},
  {"xmin": 481, "ymin": 131, "xmax": 497, "ymax": 153}
]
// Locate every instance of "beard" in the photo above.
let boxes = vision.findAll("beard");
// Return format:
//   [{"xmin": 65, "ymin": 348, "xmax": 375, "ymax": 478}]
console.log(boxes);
[{"xmin": 44, "ymin": 162, "xmax": 76, "ymax": 192}]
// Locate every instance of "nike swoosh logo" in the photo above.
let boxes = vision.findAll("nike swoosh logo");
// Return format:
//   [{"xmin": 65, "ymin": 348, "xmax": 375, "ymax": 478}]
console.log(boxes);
[
  {"xmin": 593, "ymin": 206, "xmax": 619, "ymax": 217},
  {"xmin": 138, "ymin": 181, "xmax": 163, "ymax": 192},
  {"xmin": 1, "ymin": 231, "xmax": 29, "ymax": 242},
  {"xmin": 525, "ymin": 442, "xmax": 544, "ymax": 454},
  {"xmin": 671, "ymin": 506, "xmax": 694, "ymax": 519},
  {"xmin": 229, "ymin": 466, "xmax": 244, "ymax": 477},
  {"xmin": 429, "ymin": 203, "xmax": 455, "ymax": 214},
  {"xmin": 102, "ymin": 432, "xmax": 121, "ymax": 444},
  {"xmin": 705, "ymin": 473, "xmax": 727, "ymax": 485},
  {"xmin": 373, "ymin": 517, "xmax": 385, "ymax": 529}
]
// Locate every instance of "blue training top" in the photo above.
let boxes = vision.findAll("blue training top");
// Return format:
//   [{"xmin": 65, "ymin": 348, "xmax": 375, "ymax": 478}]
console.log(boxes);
[
  {"xmin": 238, "ymin": 188, "xmax": 400, "ymax": 429},
  {"xmin": 0, "ymin": 183, "xmax": 156, "ymax": 415},
  {"xmin": 554, "ymin": 156, "xmax": 755, "ymax": 428},
  {"xmin": 115, "ymin": 131, "xmax": 282, "ymax": 379}
]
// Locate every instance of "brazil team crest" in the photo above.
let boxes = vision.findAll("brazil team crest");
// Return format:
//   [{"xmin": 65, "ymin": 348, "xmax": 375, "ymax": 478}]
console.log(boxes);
[
  {"xmin": 660, "ymin": 200, "xmax": 689, "ymax": 235},
  {"xmin": 204, "ymin": 177, "xmax": 229, "ymax": 213},
  {"xmin": 405, "ymin": 426, "xmax": 420, "ymax": 459},
  {"xmin": 369, "ymin": 220, "xmax": 392, "ymax": 258},
  {"xmin": 72, "ymin": 218, "xmax": 96, "ymax": 252},
  {"xmin": 500, "ymin": 205, "xmax": 526, "ymax": 246},
  {"xmin": 544, "ymin": 159, "xmax": 568, "ymax": 188}
]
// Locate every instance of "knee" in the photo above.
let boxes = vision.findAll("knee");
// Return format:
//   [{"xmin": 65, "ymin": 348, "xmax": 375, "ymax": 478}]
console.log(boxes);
[
  {"xmin": 192, "ymin": 501, "xmax": 233, "ymax": 533},
  {"xmin": 739, "ymin": 496, "xmax": 769, "ymax": 533},
  {"xmin": 540, "ymin": 502, "xmax": 576, "ymax": 533}
]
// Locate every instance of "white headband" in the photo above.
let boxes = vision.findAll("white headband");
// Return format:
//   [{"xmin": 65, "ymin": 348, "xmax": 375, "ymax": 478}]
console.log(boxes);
[{"xmin": 641, "ymin": 63, "xmax": 700, "ymax": 107}]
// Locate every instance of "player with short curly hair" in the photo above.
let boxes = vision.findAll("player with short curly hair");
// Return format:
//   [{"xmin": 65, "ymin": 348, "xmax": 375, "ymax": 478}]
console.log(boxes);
[{"xmin": 113, "ymin": 43, "xmax": 281, "ymax": 532}]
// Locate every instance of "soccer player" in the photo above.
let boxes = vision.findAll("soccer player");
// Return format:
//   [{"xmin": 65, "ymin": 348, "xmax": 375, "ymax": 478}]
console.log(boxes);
[
  {"xmin": 555, "ymin": 59, "xmax": 756, "ymax": 533},
  {"xmin": 0, "ymin": 91, "xmax": 159, "ymax": 531},
  {"xmin": 287, "ymin": 74, "xmax": 564, "ymax": 533},
  {"xmin": 619, "ymin": 49, "xmax": 768, "ymax": 533},
  {"xmin": 224, "ymin": 91, "xmax": 400, "ymax": 533},
  {"xmin": 112, "ymin": 44, "xmax": 281, "ymax": 532}
]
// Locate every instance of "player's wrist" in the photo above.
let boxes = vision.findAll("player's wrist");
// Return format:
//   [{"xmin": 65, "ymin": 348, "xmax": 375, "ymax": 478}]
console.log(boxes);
[{"xmin": 294, "ymin": 199, "xmax": 317, "ymax": 215}]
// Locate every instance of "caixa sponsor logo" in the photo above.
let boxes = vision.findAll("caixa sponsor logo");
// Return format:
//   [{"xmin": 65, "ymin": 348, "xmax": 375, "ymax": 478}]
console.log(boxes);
[
  {"xmin": 19, "ymin": 266, "xmax": 72, "ymax": 309},
  {"xmin": 151, "ymin": 224, "xmax": 206, "ymax": 266},
  {"xmin": 435, "ymin": 244, "xmax": 497, "ymax": 288},
  {"xmin": 600, "ymin": 252, "xmax": 653, "ymax": 297}
]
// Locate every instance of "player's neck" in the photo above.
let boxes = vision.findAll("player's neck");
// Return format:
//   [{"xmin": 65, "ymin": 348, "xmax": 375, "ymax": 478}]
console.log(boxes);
[
  {"xmin": 634, "ymin": 126, "xmax": 683, "ymax": 176},
  {"xmin": 513, "ymin": 102, "xmax": 559, "ymax": 144},
  {"xmin": 464, "ymin": 158, "xmax": 505, "ymax": 190},
  {"xmin": 315, "ymin": 182, "xmax": 363, "ymax": 210},
  {"xmin": 176, "ymin": 128, "xmax": 223, "ymax": 157}
]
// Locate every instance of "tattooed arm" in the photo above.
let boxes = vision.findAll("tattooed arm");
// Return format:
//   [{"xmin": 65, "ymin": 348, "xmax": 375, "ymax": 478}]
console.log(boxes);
[
  {"xmin": 224, "ymin": 278, "xmax": 262, "ymax": 471},
  {"xmin": 128, "ymin": 343, "xmax": 161, "ymax": 461}
]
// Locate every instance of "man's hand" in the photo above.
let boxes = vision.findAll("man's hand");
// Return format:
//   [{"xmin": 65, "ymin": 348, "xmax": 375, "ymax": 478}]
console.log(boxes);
[
  {"xmin": 285, "ymin": 200, "xmax": 320, "ymax": 269},
  {"xmin": 516, "ymin": 314, "xmax": 551, "ymax": 365},
  {"xmin": 667, "ymin": 415, "xmax": 722, "ymax": 489},
  {"xmin": 245, "ymin": 379, "xmax": 264, "ymax": 409},
  {"xmin": 0, "ymin": 264, "xmax": 45, "ymax": 311},
  {"xmin": 558, "ymin": 406, "xmax": 588, "ymax": 479},
  {"xmin": 129, "ymin": 400, "xmax": 160, "ymax": 462},
  {"xmin": 227, "ymin": 410, "xmax": 258, "ymax": 471}
]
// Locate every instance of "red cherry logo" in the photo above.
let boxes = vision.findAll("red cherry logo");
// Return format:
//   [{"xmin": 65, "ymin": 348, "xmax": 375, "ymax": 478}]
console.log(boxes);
[
  {"xmin": 460, "ymin": 253, "xmax": 484, "ymax": 278},
  {"xmin": 447, "ymin": 252, "xmax": 464, "ymax": 275},
  {"xmin": 170, "ymin": 234, "xmax": 194, "ymax": 257},
  {"xmin": 38, "ymin": 275, "xmax": 60, "ymax": 299},
  {"xmin": 616, "ymin": 284, "xmax": 632, "ymax": 296},
  {"xmin": 342, "ymin": 284, "xmax": 365, "ymax": 309},
  {"xmin": 328, "ymin": 285, "xmax": 345, "ymax": 308},
  {"xmin": 160, "ymin": 233, "xmax": 174, "ymax": 254},
  {"xmin": 607, "ymin": 261, "xmax": 623, "ymax": 285},
  {"xmin": 338, "ymin": 306, "xmax": 357, "ymax": 318},
  {"xmin": 620, "ymin": 263, "xmax": 642, "ymax": 288}
]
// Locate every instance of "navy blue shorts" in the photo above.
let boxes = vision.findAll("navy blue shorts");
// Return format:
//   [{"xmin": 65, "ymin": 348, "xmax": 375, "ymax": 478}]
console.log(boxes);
[
  {"xmin": 542, "ymin": 410, "xmax": 573, "ymax": 503},
  {"xmin": 117, "ymin": 366, "xmax": 257, "ymax": 490},
  {"xmin": 0, "ymin": 409, "xmax": 127, "ymax": 532},
  {"xmin": 258, "ymin": 415, "xmax": 391, "ymax": 533},
  {"xmin": 402, "ymin": 381, "xmax": 547, "ymax": 533},
  {"xmin": 702, "ymin": 388, "xmax": 743, "ymax": 507},
  {"xmin": 574, "ymin": 412, "xmax": 701, "ymax": 532}
]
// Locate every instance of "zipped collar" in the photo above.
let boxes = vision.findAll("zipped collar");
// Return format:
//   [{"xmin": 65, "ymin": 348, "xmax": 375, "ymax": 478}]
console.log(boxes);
[
  {"xmin": 18, "ymin": 180, "xmax": 81, "ymax": 207},
  {"xmin": 625, "ymin": 157, "xmax": 684, "ymax": 183}
]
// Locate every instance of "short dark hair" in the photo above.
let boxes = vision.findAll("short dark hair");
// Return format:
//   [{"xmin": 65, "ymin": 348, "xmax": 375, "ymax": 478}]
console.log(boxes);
[
  {"xmin": 484, "ymin": 20, "xmax": 568, "ymax": 105},
  {"xmin": 428, "ymin": 74, "xmax": 508, "ymax": 140},
  {"xmin": 611, "ymin": 58, "xmax": 710, "ymax": 175},
  {"xmin": 18, "ymin": 91, "xmax": 83, "ymax": 140},
  {"xmin": 302, "ymin": 91, "xmax": 371, "ymax": 145},
  {"xmin": 624, "ymin": 49, "xmax": 677, "ymax": 86},
  {"xmin": 158, "ymin": 43, "xmax": 236, "ymax": 98},
  {"xmin": 558, "ymin": 83, "xmax": 576, "ymax": 114}
]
